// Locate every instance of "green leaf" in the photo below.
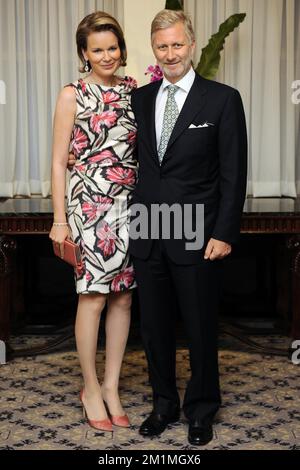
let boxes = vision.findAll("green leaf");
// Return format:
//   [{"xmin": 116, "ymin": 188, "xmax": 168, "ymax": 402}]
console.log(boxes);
[
  {"xmin": 165, "ymin": 0, "xmax": 183, "ymax": 10},
  {"xmin": 195, "ymin": 13, "xmax": 246, "ymax": 80}
]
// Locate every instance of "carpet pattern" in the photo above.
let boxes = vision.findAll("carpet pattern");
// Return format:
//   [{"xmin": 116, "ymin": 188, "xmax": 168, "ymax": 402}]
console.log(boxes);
[{"xmin": 0, "ymin": 335, "xmax": 299, "ymax": 450}]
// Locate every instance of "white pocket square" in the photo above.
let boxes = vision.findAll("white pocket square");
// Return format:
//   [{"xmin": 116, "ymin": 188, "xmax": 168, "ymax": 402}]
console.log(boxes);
[{"xmin": 188, "ymin": 122, "xmax": 214, "ymax": 129}]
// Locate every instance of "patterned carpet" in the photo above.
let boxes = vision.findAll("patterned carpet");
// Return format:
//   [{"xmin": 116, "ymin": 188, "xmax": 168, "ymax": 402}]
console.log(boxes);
[{"xmin": 0, "ymin": 333, "xmax": 299, "ymax": 450}]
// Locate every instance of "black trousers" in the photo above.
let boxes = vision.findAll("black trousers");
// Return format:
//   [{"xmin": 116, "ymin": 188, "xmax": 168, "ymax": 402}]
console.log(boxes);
[{"xmin": 133, "ymin": 240, "xmax": 222, "ymax": 425}]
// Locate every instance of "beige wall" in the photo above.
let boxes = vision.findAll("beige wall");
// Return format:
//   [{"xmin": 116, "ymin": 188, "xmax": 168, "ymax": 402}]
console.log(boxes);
[{"xmin": 124, "ymin": 0, "xmax": 165, "ymax": 86}]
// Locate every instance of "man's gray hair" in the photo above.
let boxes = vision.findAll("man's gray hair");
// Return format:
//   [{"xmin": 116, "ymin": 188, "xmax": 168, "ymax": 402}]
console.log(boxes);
[{"xmin": 151, "ymin": 9, "xmax": 195, "ymax": 44}]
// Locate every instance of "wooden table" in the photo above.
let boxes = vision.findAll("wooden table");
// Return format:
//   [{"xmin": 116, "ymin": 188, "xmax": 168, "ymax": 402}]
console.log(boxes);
[{"xmin": 0, "ymin": 197, "xmax": 300, "ymax": 358}]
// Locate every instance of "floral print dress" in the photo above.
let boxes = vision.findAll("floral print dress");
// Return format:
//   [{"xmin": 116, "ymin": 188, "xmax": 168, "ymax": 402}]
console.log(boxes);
[{"xmin": 67, "ymin": 77, "xmax": 137, "ymax": 294}]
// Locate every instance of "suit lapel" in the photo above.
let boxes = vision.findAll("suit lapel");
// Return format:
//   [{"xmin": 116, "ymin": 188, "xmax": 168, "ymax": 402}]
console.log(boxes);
[
  {"xmin": 142, "ymin": 80, "xmax": 161, "ymax": 161},
  {"xmin": 164, "ymin": 74, "xmax": 207, "ymax": 158}
]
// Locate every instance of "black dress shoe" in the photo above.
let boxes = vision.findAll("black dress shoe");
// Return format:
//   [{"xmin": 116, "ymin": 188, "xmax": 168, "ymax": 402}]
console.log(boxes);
[
  {"xmin": 188, "ymin": 423, "xmax": 213, "ymax": 446},
  {"xmin": 139, "ymin": 410, "xmax": 180, "ymax": 437}
]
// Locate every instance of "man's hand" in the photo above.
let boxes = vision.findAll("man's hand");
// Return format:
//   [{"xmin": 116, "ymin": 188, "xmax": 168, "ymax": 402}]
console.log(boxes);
[
  {"xmin": 204, "ymin": 238, "xmax": 232, "ymax": 260},
  {"xmin": 67, "ymin": 153, "xmax": 76, "ymax": 170}
]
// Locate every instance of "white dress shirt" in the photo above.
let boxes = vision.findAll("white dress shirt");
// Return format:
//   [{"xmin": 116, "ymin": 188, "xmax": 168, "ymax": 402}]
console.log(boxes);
[{"xmin": 155, "ymin": 67, "xmax": 196, "ymax": 149}]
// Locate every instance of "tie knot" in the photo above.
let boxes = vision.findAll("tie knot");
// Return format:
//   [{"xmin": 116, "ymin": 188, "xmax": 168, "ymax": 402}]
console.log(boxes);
[{"xmin": 167, "ymin": 84, "xmax": 179, "ymax": 96}]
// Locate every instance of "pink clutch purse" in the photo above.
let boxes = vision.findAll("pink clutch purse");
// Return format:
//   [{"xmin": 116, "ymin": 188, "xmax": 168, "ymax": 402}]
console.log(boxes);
[{"xmin": 53, "ymin": 239, "xmax": 83, "ymax": 274}]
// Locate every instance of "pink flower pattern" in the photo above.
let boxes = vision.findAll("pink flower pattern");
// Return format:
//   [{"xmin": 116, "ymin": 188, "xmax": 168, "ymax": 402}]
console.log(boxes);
[
  {"xmin": 66, "ymin": 77, "xmax": 138, "ymax": 293},
  {"xmin": 96, "ymin": 221, "xmax": 117, "ymax": 260},
  {"xmin": 127, "ymin": 130, "xmax": 137, "ymax": 145},
  {"xmin": 101, "ymin": 90, "xmax": 121, "ymax": 104},
  {"xmin": 87, "ymin": 150, "xmax": 119, "ymax": 165},
  {"xmin": 105, "ymin": 167, "xmax": 136, "ymax": 186},
  {"xmin": 82, "ymin": 196, "xmax": 113, "ymax": 223},
  {"xmin": 111, "ymin": 266, "xmax": 135, "ymax": 292},
  {"xmin": 90, "ymin": 110, "xmax": 118, "ymax": 133},
  {"xmin": 70, "ymin": 126, "xmax": 89, "ymax": 157}
]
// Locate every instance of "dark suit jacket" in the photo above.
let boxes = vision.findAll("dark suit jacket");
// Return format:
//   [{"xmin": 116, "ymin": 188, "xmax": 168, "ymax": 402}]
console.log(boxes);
[{"xmin": 129, "ymin": 72, "xmax": 248, "ymax": 264}]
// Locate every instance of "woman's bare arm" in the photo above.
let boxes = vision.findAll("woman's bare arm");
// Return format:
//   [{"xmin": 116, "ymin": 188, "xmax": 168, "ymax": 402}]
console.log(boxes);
[{"xmin": 49, "ymin": 86, "xmax": 76, "ymax": 249}]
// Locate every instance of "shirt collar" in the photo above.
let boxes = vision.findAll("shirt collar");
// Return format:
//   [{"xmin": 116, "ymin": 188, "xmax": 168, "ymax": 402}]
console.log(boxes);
[{"xmin": 161, "ymin": 66, "xmax": 196, "ymax": 93}]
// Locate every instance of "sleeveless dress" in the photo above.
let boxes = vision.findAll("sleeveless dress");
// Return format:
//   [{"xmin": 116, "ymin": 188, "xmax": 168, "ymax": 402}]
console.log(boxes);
[{"xmin": 67, "ymin": 77, "xmax": 138, "ymax": 294}]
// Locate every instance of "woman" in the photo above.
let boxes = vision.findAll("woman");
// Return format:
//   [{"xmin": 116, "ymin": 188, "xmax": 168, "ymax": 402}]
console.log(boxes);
[{"xmin": 49, "ymin": 11, "xmax": 137, "ymax": 432}]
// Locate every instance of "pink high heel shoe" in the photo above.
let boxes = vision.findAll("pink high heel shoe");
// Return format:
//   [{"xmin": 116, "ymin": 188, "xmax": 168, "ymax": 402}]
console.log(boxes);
[
  {"xmin": 80, "ymin": 390, "xmax": 113, "ymax": 432},
  {"xmin": 103, "ymin": 399, "xmax": 130, "ymax": 428}
]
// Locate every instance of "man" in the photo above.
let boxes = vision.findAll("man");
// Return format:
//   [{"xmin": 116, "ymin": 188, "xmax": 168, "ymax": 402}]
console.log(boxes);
[
  {"xmin": 68, "ymin": 9, "xmax": 247, "ymax": 445},
  {"xmin": 129, "ymin": 9, "xmax": 247, "ymax": 446}
]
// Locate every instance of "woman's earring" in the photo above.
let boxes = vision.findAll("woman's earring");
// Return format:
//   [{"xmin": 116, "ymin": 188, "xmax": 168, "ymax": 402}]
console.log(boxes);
[{"xmin": 84, "ymin": 60, "xmax": 89, "ymax": 72}]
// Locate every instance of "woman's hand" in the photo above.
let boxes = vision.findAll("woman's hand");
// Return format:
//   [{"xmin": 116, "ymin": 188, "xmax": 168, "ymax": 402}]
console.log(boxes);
[
  {"xmin": 49, "ymin": 224, "xmax": 72, "ymax": 258},
  {"xmin": 67, "ymin": 153, "xmax": 76, "ymax": 171}
]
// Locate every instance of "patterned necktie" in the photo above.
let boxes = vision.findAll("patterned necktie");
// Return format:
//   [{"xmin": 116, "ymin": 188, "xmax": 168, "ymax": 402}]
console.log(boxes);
[{"xmin": 158, "ymin": 84, "xmax": 179, "ymax": 165}]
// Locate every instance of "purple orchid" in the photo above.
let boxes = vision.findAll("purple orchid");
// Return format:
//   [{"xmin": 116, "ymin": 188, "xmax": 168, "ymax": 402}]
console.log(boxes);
[{"xmin": 145, "ymin": 64, "xmax": 163, "ymax": 82}]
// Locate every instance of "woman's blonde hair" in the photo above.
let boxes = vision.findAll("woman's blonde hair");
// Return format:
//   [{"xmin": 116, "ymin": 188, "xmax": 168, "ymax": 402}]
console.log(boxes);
[
  {"xmin": 76, "ymin": 11, "xmax": 127, "ymax": 72},
  {"xmin": 151, "ymin": 9, "xmax": 195, "ymax": 44}
]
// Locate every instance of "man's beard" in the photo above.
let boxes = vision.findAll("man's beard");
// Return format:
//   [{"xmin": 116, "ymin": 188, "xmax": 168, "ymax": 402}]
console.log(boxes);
[{"xmin": 158, "ymin": 54, "xmax": 193, "ymax": 80}]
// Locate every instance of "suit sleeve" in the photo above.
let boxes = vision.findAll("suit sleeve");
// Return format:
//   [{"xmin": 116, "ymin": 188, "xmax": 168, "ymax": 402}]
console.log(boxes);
[
  {"xmin": 131, "ymin": 90, "xmax": 139, "ymax": 163},
  {"xmin": 211, "ymin": 89, "xmax": 248, "ymax": 244},
  {"xmin": 131, "ymin": 89, "xmax": 136, "ymax": 112}
]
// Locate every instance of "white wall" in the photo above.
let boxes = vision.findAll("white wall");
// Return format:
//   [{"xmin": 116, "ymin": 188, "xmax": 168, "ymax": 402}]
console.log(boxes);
[{"xmin": 123, "ymin": 0, "xmax": 165, "ymax": 86}]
